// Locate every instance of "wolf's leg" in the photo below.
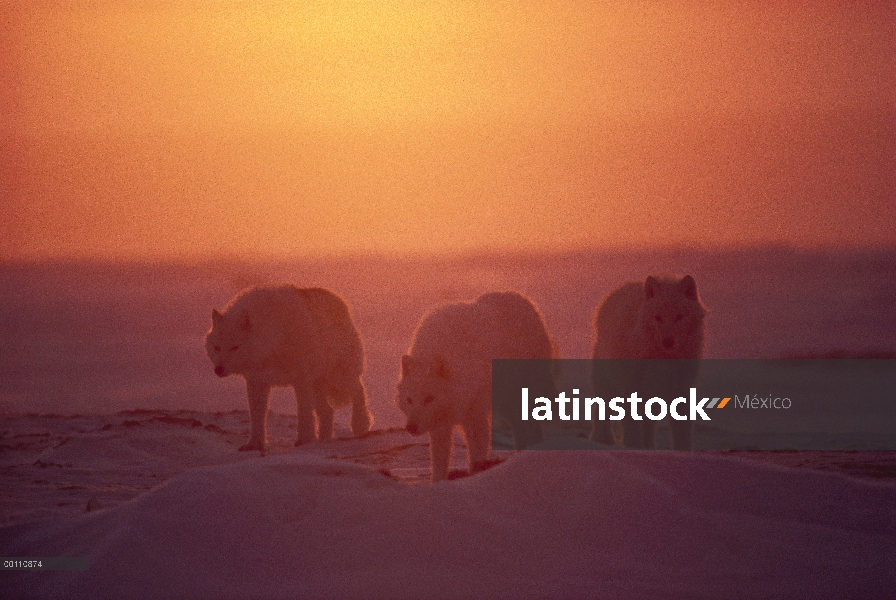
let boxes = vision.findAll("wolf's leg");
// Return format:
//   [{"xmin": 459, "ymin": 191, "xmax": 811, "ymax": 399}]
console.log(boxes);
[
  {"xmin": 510, "ymin": 419, "xmax": 544, "ymax": 450},
  {"xmin": 241, "ymin": 378, "xmax": 271, "ymax": 451},
  {"xmin": 670, "ymin": 420, "xmax": 693, "ymax": 450},
  {"xmin": 495, "ymin": 386, "xmax": 543, "ymax": 449},
  {"xmin": 590, "ymin": 420, "xmax": 615, "ymax": 446},
  {"xmin": 312, "ymin": 380, "xmax": 334, "ymax": 441},
  {"xmin": 642, "ymin": 420, "xmax": 657, "ymax": 449},
  {"xmin": 292, "ymin": 380, "xmax": 317, "ymax": 445},
  {"xmin": 622, "ymin": 419, "xmax": 646, "ymax": 449},
  {"xmin": 348, "ymin": 377, "xmax": 372, "ymax": 436},
  {"xmin": 428, "ymin": 424, "xmax": 453, "ymax": 482},
  {"xmin": 463, "ymin": 411, "xmax": 492, "ymax": 474}
]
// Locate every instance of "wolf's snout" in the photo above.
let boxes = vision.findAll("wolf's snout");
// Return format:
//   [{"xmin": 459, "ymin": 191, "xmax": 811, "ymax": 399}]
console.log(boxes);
[
  {"xmin": 406, "ymin": 422, "xmax": 421, "ymax": 436},
  {"xmin": 214, "ymin": 365, "xmax": 227, "ymax": 377},
  {"xmin": 662, "ymin": 337, "xmax": 675, "ymax": 349}
]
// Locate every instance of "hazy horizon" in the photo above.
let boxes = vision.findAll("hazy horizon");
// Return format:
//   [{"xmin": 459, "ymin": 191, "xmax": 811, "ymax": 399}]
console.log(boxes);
[{"xmin": 3, "ymin": 242, "xmax": 896, "ymax": 265}]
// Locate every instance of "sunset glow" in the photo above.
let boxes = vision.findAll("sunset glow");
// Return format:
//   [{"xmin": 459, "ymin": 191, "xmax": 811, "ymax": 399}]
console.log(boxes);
[{"xmin": 3, "ymin": 1, "xmax": 893, "ymax": 259}]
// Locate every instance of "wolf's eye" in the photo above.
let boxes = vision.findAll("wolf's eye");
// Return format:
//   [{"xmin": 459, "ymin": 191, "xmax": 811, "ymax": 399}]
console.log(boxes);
[
  {"xmin": 654, "ymin": 315, "xmax": 662, "ymax": 323},
  {"xmin": 230, "ymin": 345, "xmax": 239, "ymax": 352},
  {"xmin": 405, "ymin": 397, "xmax": 414, "ymax": 405},
  {"xmin": 214, "ymin": 346, "xmax": 221, "ymax": 352},
  {"xmin": 423, "ymin": 395, "xmax": 434, "ymax": 405},
  {"xmin": 675, "ymin": 314, "xmax": 683, "ymax": 322}
]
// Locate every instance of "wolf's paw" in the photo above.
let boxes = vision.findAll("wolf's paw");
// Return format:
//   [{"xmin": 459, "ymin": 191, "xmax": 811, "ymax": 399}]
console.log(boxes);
[
  {"xmin": 470, "ymin": 458, "xmax": 504, "ymax": 474},
  {"xmin": 239, "ymin": 440, "xmax": 266, "ymax": 452},
  {"xmin": 589, "ymin": 431, "xmax": 616, "ymax": 447},
  {"xmin": 351, "ymin": 409, "xmax": 373, "ymax": 437}
]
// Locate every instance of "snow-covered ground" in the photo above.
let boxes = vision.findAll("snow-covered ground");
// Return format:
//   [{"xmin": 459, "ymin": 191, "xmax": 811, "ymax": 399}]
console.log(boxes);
[{"xmin": 2, "ymin": 409, "xmax": 895, "ymax": 598}]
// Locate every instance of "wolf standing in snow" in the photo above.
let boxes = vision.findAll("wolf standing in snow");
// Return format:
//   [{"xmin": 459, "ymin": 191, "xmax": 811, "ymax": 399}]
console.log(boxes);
[
  {"xmin": 206, "ymin": 285, "xmax": 372, "ymax": 451},
  {"xmin": 397, "ymin": 292, "xmax": 555, "ymax": 482},
  {"xmin": 590, "ymin": 275, "xmax": 706, "ymax": 449}
]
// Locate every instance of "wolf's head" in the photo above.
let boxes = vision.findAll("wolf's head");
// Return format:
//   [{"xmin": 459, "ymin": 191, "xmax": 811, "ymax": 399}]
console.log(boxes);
[
  {"xmin": 205, "ymin": 308, "xmax": 255, "ymax": 377},
  {"xmin": 641, "ymin": 275, "xmax": 706, "ymax": 358},
  {"xmin": 396, "ymin": 354, "xmax": 453, "ymax": 435}
]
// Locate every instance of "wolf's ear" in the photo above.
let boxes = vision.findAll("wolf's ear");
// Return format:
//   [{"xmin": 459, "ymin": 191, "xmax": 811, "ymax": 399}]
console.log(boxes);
[
  {"xmin": 680, "ymin": 275, "xmax": 698, "ymax": 300},
  {"xmin": 212, "ymin": 309, "xmax": 224, "ymax": 325},
  {"xmin": 430, "ymin": 354, "xmax": 451, "ymax": 380},
  {"xmin": 645, "ymin": 276, "xmax": 660, "ymax": 299},
  {"xmin": 239, "ymin": 309, "xmax": 252, "ymax": 332},
  {"xmin": 401, "ymin": 355, "xmax": 414, "ymax": 378}
]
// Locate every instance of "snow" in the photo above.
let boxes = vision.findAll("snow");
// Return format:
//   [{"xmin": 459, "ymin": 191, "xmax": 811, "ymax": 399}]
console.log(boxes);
[{"xmin": 2, "ymin": 412, "xmax": 894, "ymax": 599}]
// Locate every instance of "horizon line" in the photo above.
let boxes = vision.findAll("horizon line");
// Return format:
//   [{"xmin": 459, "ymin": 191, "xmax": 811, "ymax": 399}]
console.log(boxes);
[{"xmin": 3, "ymin": 242, "xmax": 895, "ymax": 267}]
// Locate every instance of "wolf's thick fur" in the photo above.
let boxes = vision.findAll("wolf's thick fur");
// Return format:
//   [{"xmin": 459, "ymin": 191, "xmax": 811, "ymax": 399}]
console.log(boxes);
[
  {"xmin": 206, "ymin": 285, "xmax": 372, "ymax": 451},
  {"xmin": 590, "ymin": 275, "xmax": 706, "ymax": 449},
  {"xmin": 397, "ymin": 292, "xmax": 555, "ymax": 482}
]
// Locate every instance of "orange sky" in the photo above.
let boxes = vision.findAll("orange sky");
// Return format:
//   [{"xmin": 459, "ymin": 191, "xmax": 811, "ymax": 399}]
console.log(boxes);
[{"xmin": 2, "ymin": 1, "xmax": 894, "ymax": 259}]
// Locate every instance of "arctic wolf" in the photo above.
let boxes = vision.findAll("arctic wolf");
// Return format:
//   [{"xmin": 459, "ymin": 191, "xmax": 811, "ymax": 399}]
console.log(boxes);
[
  {"xmin": 206, "ymin": 285, "xmax": 372, "ymax": 451},
  {"xmin": 590, "ymin": 275, "xmax": 706, "ymax": 449},
  {"xmin": 397, "ymin": 292, "xmax": 555, "ymax": 482}
]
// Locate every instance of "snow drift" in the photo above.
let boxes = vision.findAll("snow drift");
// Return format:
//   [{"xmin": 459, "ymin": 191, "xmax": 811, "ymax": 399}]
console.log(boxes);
[{"xmin": 2, "ymin": 450, "xmax": 894, "ymax": 599}]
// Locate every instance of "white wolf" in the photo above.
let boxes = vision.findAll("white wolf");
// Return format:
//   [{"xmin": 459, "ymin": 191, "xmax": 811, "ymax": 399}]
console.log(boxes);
[
  {"xmin": 589, "ymin": 275, "xmax": 706, "ymax": 449},
  {"xmin": 397, "ymin": 292, "xmax": 555, "ymax": 482},
  {"xmin": 205, "ymin": 285, "xmax": 372, "ymax": 451}
]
